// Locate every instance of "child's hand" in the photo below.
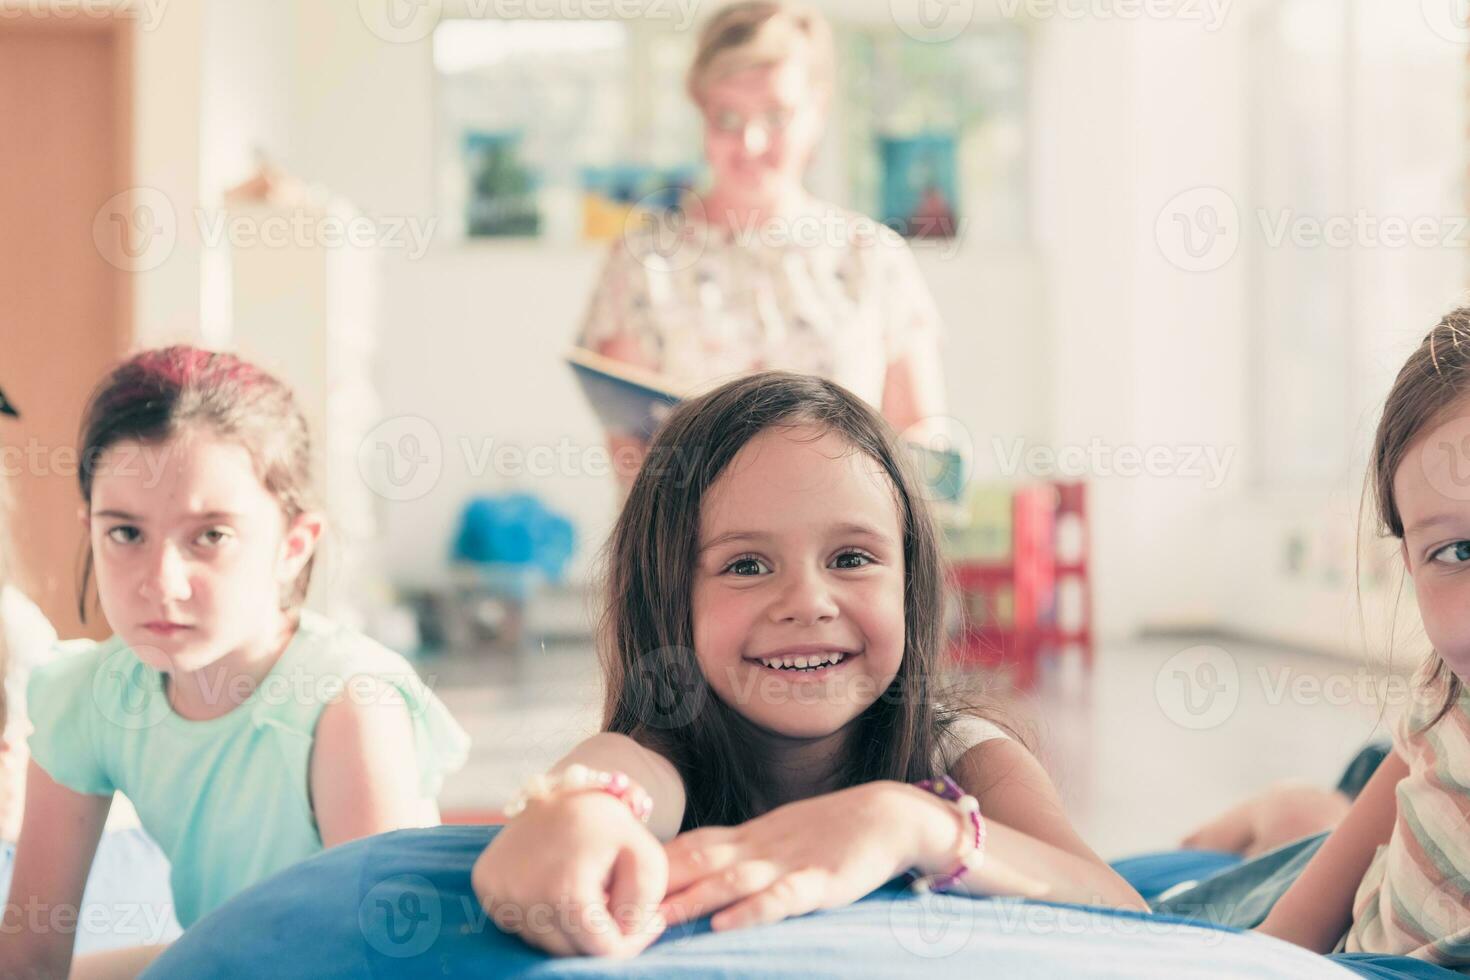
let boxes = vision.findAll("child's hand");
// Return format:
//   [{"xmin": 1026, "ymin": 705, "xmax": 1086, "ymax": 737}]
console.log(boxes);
[
  {"xmin": 471, "ymin": 791, "xmax": 668, "ymax": 958},
  {"xmin": 659, "ymin": 782, "xmax": 931, "ymax": 932}
]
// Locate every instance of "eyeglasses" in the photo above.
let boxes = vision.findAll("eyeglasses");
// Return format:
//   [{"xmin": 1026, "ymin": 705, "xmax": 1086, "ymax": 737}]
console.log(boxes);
[{"xmin": 707, "ymin": 106, "xmax": 798, "ymax": 137}]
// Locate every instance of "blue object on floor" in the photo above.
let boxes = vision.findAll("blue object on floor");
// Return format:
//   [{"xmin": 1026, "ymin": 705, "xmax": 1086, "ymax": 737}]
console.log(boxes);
[
  {"xmin": 1111, "ymin": 841, "xmax": 1463, "ymax": 978},
  {"xmin": 1330, "ymin": 954, "xmax": 1466, "ymax": 979},
  {"xmin": 1111, "ymin": 849, "xmax": 1243, "ymax": 903},
  {"xmin": 1122, "ymin": 834, "xmax": 1328, "ymax": 932},
  {"xmin": 144, "ymin": 825, "xmax": 1356, "ymax": 979},
  {"xmin": 452, "ymin": 494, "xmax": 575, "ymax": 584}
]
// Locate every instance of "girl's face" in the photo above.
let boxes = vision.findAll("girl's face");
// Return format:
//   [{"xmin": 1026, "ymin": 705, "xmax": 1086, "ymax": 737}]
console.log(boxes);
[
  {"xmin": 86, "ymin": 430, "xmax": 317, "ymax": 675},
  {"xmin": 1396, "ymin": 406, "xmax": 1470, "ymax": 680},
  {"xmin": 699, "ymin": 59, "xmax": 824, "ymax": 206},
  {"xmin": 691, "ymin": 424, "xmax": 907, "ymax": 740}
]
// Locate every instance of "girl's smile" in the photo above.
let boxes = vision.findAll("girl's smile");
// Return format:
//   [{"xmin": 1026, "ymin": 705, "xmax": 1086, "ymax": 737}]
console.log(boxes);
[
  {"xmin": 746, "ymin": 646, "xmax": 859, "ymax": 678},
  {"xmin": 692, "ymin": 423, "xmax": 905, "ymax": 740}
]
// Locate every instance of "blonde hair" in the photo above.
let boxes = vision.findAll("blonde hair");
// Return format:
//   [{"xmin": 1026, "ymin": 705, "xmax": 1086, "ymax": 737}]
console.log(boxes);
[{"xmin": 686, "ymin": 2, "xmax": 835, "ymax": 105}]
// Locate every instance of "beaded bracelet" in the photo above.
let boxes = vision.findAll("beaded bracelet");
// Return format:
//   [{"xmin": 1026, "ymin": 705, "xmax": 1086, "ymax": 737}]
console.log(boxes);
[
  {"xmin": 503, "ymin": 764, "xmax": 654, "ymax": 825},
  {"xmin": 907, "ymin": 775, "xmax": 986, "ymax": 894}
]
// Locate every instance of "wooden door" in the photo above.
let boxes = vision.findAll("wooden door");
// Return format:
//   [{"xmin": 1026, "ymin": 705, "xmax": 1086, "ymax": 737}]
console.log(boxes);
[{"xmin": 0, "ymin": 15, "xmax": 133, "ymax": 639}]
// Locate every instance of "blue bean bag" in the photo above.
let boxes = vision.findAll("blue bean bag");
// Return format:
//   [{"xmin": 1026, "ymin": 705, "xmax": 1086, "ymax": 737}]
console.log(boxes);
[
  {"xmin": 141, "ymin": 825, "xmax": 1377, "ymax": 979},
  {"xmin": 1110, "ymin": 842, "xmax": 1463, "ymax": 979}
]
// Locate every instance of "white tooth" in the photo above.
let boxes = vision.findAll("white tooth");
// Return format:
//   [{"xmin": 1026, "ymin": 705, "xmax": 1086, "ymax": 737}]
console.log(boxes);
[
  {"xmin": 783, "ymin": 657, "xmax": 799, "ymax": 669},
  {"xmin": 793, "ymin": 656, "xmax": 810, "ymax": 668}
]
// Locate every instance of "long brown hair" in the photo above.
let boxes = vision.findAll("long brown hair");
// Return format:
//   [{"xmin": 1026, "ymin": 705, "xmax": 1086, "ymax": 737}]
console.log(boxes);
[
  {"xmin": 75, "ymin": 346, "xmax": 318, "ymax": 622},
  {"xmin": 598, "ymin": 371, "xmax": 1011, "ymax": 830},
  {"xmin": 1370, "ymin": 307, "xmax": 1470, "ymax": 729}
]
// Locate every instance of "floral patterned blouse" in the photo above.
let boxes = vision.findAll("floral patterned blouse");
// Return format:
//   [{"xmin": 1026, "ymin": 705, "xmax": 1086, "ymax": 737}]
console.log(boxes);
[{"xmin": 575, "ymin": 199, "xmax": 948, "ymax": 428}]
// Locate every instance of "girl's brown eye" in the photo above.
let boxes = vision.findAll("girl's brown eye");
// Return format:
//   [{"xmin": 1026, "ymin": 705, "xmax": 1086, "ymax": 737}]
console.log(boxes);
[
  {"xmin": 725, "ymin": 556, "xmax": 768, "ymax": 576},
  {"xmin": 107, "ymin": 526, "xmax": 140, "ymax": 545},
  {"xmin": 833, "ymin": 551, "xmax": 873, "ymax": 570}
]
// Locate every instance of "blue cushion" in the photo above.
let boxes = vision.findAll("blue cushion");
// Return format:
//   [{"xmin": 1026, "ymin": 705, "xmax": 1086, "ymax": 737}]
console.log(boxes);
[
  {"xmin": 143, "ymin": 825, "xmax": 1357, "ymax": 979},
  {"xmin": 1331, "ymin": 954, "xmax": 1465, "ymax": 979},
  {"xmin": 1111, "ymin": 849, "xmax": 1243, "ymax": 903}
]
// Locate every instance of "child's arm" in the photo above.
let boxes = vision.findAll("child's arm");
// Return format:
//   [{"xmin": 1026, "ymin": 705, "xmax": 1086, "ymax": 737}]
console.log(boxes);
[
  {"xmin": 0, "ymin": 760, "xmax": 111, "ymax": 977},
  {"xmin": 550, "ymin": 732, "xmax": 686, "ymax": 842},
  {"xmin": 470, "ymin": 732, "xmax": 684, "ymax": 958},
  {"xmin": 938, "ymin": 737, "xmax": 1147, "ymax": 909},
  {"xmin": 659, "ymin": 738, "xmax": 1144, "ymax": 931},
  {"xmin": 309, "ymin": 677, "xmax": 439, "ymax": 845},
  {"xmin": 1256, "ymin": 748, "xmax": 1407, "ymax": 953}
]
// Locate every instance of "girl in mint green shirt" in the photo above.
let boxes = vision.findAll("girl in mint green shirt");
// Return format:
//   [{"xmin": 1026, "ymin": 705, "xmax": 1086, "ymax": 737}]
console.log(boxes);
[{"xmin": 1, "ymin": 347, "xmax": 470, "ymax": 979}]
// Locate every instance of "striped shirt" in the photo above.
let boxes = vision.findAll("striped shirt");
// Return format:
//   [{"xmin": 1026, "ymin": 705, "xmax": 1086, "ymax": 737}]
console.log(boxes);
[{"xmin": 1344, "ymin": 684, "xmax": 1470, "ymax": 969}]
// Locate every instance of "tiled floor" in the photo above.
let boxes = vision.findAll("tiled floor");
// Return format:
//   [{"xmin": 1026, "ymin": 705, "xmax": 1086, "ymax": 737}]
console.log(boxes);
[{"xmin": 432, "ymin": 632, "xmax": 1407, "ymax": 861}]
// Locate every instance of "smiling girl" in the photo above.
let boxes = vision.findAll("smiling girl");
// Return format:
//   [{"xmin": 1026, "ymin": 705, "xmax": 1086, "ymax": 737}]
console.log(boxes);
[{"xmin": 472, "ymin": 371, "xmax": 1143, "ymax": 959}]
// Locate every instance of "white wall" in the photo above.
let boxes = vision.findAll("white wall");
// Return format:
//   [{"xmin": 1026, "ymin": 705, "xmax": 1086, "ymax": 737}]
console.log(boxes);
[
  {"xmin": 1030, "ymin": 0, "xmax": 1465, "ymax": 651},
  {"xmin": 206, "ymin": 1, "xmax": 1051, "ymax": 590},
  {"xmin": 129, "ymin": 0, "xmax": 203, "ymax": 347},
  {"xmin": 1030, "ymin": 16, "xmax": 1138, "ymax": 638},
  {"xmin": 1026, "ymin": 9, "xmax": 1253, "ymax": 638},
  {"xmin": 118, "ymin": 0, "xmax": 1465, "ymax": 652},
  {"xmin": 1206, "ymin": 1, "xmax": 1467, "ymax": 657}
]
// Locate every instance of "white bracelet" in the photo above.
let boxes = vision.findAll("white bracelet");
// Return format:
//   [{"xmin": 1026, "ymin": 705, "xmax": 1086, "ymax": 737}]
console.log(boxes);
[{"xmin": 503, "ymin": 764, "xmax": 654, "ymax": 824}]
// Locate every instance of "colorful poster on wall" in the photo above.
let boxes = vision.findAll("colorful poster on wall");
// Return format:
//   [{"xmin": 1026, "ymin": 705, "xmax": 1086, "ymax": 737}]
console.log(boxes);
[
  {"xmin": 878, "ymin": 133, "xmax": 959, "ymax": 239},
  {"xmin": 463, "ymin": 131, "xmax": 541, "ymax": 237},
  {"xmin": 579, "ymin": 164, "xmax": 700, "ymax": 240}
]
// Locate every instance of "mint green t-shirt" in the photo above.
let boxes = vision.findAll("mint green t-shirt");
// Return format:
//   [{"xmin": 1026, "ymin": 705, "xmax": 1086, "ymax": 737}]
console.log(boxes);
[{"xmin": 26, "ymin": 610, "xmax": 470, "ymax": 927}]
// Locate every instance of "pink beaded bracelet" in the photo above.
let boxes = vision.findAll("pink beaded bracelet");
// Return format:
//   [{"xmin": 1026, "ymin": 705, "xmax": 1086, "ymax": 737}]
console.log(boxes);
[
  {"xmin": 503, "ymin": 764, "xmax": 654, "ymax": 824},
  {"xmin": 908, "ymin": 775, "xmax": 986, "ymax": 894}
]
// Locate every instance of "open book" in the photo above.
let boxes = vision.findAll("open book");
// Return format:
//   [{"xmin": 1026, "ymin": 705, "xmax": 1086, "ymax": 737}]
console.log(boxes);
[
  {"xmin": 565, "ymin": 346, "xmax": 688, "ymax": 441},
  {"xmin": 566, "ymin": 347, "xmax": 966, "ymax": 502}
]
